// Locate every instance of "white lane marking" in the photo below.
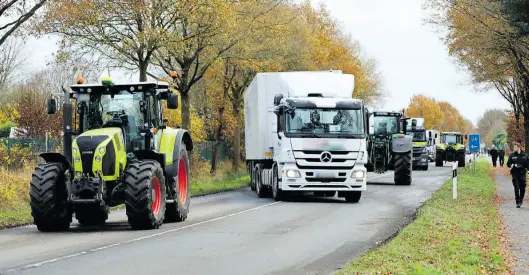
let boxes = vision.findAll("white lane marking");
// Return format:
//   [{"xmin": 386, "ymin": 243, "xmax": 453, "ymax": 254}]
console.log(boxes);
[{"xmin": 6, "ymin": 201, "xmax": 281, "ymax": 273}]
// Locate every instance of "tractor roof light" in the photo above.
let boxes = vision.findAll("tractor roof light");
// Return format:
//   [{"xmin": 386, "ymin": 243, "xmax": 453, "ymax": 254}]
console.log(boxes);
[
  {"xmin": 76, "ymin": 76, "xmax": 84, "ymax": 84},
  {"xmin": 101, "ymin": 76, "xmax": 113, "ymax": 87}
]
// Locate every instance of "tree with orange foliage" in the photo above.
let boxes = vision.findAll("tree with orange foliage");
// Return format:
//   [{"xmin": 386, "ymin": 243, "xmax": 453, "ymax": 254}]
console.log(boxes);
[
  {"xmin": 405, "ymin": 94, "xmax": 444, "ymax": 129},
  {"xmin": 506, "ymin": 111, "xmax": 525, "ymax": 147}
]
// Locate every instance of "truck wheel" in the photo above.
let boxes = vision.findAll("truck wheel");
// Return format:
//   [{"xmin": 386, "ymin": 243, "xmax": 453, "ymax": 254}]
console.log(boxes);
[
  {"xmin": 124, "ymin": 160, "xmax": 167, "ymax": 230},
  {"xmin": 75, "ymin": 204, "xmax": 109, "ymax": 226},
  {"xmin": 250, "ymin": 164, "xmax": 256, "ymax": 191},
  {"xmin": 458, "ymin": 153, "xmax": 465, "ymax": 167},
  {"xmin": 165, "ymin": 142, "xmax": 191, "ymax": 223},
  {"xmin": 344, "ymin": 191, "xmax": 362, "ymax": 203},
  {"xmin": 394, "ymin": 152, "xmax": 412, "ymax": 186},
  {"xmin": 29, "ymin": 162, "xmax": 72, "ymax": 232},
  {"xmin": 272, "ymin": 167, "xmax": 283, "ymax": 201},
  {"xmin": 255, "ymin": 164, "xmax": 268, "ymax": 198}
]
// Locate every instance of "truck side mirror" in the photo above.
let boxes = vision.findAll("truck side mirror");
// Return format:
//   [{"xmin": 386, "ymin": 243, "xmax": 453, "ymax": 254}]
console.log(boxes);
[
  {"xmin": 273, "ymin": 94, "xmax": 283, "ymax": 106},
  {"xmin": 167, "ymin": 93, "xmax": 178, "ymax": 109},
  {"xmin": 435, "ymin": 133, "xmax": 438, "ymax": 138},
  {"xmin": 47, "ymin": 97, "xmax": 57, "ymax": 114},
  {"xmin": 465, "ymin": 134, "xmax": 468, "ymax": 140}
]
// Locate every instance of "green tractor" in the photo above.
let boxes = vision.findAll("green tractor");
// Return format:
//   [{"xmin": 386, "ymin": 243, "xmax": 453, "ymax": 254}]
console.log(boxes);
[
  {"xmin": 30, "ymin": 77, "xmax": 193, "ymax": 231},
  {"xmin": 435, "ymin": 132, "xmax": 467, "ymax": 167},
  {"xmin": 365, "ymin": 110, "xmax": 413, "ymax": 185}
]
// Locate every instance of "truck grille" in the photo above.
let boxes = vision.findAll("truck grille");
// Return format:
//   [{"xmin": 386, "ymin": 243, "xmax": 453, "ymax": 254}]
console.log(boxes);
[
  {"xmin": 413, "ymin": 147, "xmax": 424, "ymax": 158},
  {"xmin": 293, "ymin": 150, "xmax": 358, "ymax": 170}
]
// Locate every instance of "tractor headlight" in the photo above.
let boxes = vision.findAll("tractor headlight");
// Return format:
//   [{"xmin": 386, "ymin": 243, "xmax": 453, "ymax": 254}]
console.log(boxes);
[
  {"xmin": 95, "ymin": 156, "xmax": 101, "ymax": 162},
  {"xmin": 99, "ymin": 147, "xmax": 105, "ymax": 154},
  {"xmin": 351, "ymin": 170, "xmax": 365, "ymax": 179},
  {"xmin": 75, "ymin": 157, "xmax": 80, "ymax": 162},
  {"xmin": 73, "ymin": 148, "xmax": 77, "ymax": 154},
  {"xmin": 76, "ymin": 172, "xmax": 81, "ymax": 177},
  {"xmin": 286, "ymin": 170, "xmax": 301, "ymax": 178}
]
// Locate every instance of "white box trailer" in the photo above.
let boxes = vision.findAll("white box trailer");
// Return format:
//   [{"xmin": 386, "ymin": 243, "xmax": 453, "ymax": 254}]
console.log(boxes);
[{"xmin": 244, "ymin": 71, "xmax": 369, "ymax": 202}]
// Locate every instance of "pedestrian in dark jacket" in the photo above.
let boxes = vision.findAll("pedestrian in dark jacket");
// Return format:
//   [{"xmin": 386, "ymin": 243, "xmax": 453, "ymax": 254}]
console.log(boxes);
[
  {"xmin": 490, "ymin": 146, "xmax": 498, "ymax": 167},
  {"xmin": 499, "ymin": 147, "xmax": 505, "ymax": 167},
  {"xmin": 507, "ymin": 142, "xmax": 529, "ymax": 208}
]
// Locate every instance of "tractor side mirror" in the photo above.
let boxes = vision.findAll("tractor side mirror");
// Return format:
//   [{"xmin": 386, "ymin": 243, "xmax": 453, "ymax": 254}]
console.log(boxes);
[
  {"xmin": 465, "ymin": 134, "xmax": 468, "ymax": 140},
  {"xmin": 167, "ymin": 93, "xmax": 178, "ymax": 109},
  {"xmin": 47, "ymin": 98, "xmax": 57, "ymax": 114},
  {"xmin": 429, "ymin": 132, "xmax": 432, "ymax": 138}
]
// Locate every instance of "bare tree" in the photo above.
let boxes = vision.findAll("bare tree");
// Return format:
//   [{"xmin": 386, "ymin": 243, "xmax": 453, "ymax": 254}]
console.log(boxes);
[
  {"xmin": 0, "ymin": 38, "xmax": 26, "ymax": 91},
  {"xmin": 0, "ymin": 0, "xmax": 47, "ymax": 47}
]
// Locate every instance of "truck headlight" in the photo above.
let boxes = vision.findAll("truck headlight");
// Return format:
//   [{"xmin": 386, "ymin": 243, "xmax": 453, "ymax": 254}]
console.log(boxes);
[
  {"xmin": 286, "ymin": 170, "xmax": 301, "ymax": 178},
  {"xmin": 351, "ymin": 170, "xmax": 365, "ymax": 179}
]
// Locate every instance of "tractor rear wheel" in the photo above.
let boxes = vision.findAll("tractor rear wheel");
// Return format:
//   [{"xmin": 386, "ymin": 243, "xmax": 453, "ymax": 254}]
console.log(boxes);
[
  {"xmin": 164, "ymin": 141, "xmax": 191, "ymax": 223},
  {"xmin": 458, "ymin": 152, "xmax": 465, "ymax": 167},
  {"xmin": 29, "ymin": 162, "xmax": 72, "ymax": 232},
  {"xmin": 435, "ymin": 152, "xmax": 443, "ymax": 167},
  {"xmin": 394, "ymin": 151, "xmax": 412, "ymax": 186},
  {"xmin": 75, "ymin": 204, "xmax": 109, "ymax": 226},
  {"xmin": 124, "ymin": 160, "xmax": 167, "ymax": 230}
]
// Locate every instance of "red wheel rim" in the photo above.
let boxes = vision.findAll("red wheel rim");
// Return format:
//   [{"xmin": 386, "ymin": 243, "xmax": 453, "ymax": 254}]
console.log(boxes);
[
  {"xmin": 151, "ymin": 176, "xmax": 162, "ymax": 215},
  {"xmin": 178, "ymin": 157, "xmax": 188, "ymax": 204}
]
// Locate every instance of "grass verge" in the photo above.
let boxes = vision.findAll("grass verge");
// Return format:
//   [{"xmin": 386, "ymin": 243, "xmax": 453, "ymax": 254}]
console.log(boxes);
[
  {"xmin": 337, "ymin": 159, "xmax": 508, "ymax": 274},
  {"xmin": 0, "ymin": 160, "xmax": 249, "ymax": 229}
]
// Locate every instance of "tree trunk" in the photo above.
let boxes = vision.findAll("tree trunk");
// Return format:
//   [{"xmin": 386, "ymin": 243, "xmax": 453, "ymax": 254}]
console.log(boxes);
[
  {"xmin": 139, "ymin": 62, "xmax": 148, "ymax": 82},
  {"xmin": 232, "ymin": 106, "xmax": 241, "ymax": 171},
  {"xmin": 181, "ymin": 92, "xmax": 190, "ymax": 130},
  {"xmin": 210, "ymin": 106, "xmax": 225, "ymax": 175}
]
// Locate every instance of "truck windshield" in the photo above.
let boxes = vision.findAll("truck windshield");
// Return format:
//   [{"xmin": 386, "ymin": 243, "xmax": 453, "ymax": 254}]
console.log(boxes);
[
  {"xmin": 372, "ymin": 116, "xmax": 398, "ymax": 135},
  {"xmin": 407, "ymin": 131, "xmax": 426, "ymax": 142},
  {"xmin": 285, "ymin": 108, "xmax": 364, "ymax": 136}
]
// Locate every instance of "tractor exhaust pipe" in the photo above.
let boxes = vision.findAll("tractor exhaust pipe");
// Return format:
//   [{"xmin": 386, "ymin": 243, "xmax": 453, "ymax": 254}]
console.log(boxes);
[{"xmin": 61, "ymin": 87, "xmax": 73, "ymax": 164}]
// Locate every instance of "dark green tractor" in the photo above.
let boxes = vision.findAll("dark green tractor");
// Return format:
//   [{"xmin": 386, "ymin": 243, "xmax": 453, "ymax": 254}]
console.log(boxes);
[
  {"xmin": 365, "ymin": 110, "xmax": 413, "ymax": 185},
  {"xmin": 30, "ymin": 77, "xmax": 193, "ymax": 231}
]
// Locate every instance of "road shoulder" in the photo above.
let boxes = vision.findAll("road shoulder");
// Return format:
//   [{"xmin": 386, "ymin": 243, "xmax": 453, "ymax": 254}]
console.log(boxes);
[{"xmin": 336, "ymin": 159, "xmax": 508, "ymax": 274}]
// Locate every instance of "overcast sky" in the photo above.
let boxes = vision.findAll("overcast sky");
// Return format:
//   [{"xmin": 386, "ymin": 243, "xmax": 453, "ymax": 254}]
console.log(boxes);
[{"xmin": 20, "ymin": 0, "xmax": 510, "ymax": 126}]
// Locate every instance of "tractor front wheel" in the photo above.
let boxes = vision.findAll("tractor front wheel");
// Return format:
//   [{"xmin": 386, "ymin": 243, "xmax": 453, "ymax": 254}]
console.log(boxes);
[
  {"xmin": 124, "ymin": 160, "xmax": 167, "ymax": 230},
  {"xmin": 435, "ymin": 152, "xmax": 443, "ymax": 167},
  {"xmin": 29, "ymin": 162, "xmax": 72, "ymax": 232},
  {"xmin": 394, "ymin": 151, "xmax": 412, "ymax": 186},
  {"xmin": 165, "ymin": 141, "xmax": 191, "ymax": 223},
  {"xmin": 458, "ymin": 152, "xmax": 465, "ymax": 167}
]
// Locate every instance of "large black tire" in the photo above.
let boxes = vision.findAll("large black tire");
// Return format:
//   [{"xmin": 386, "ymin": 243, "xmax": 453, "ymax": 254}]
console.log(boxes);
[
  {"xmin": 165, "ymin": 142, "xmax": 191, "ymax": 223},
  {"xmin": 458, "ymin": 152, "xmax": 465, "ymax": 167},
  {"xmin": 29, "ymin": 162, "xmax": 72, "ymax": 232},
  {"xmin": 271, "ymin": 166, "xmax": 284, "ymax": 201},
  {"xmin": 435, "ymin": 152, "xmax": 443, "ymax": 167},
  {"xmin": 124, "ymin": 160, "xmax": 167, "ymax": 230},
  {"xmin": 75, "ymin": 204, "xmax": 109, "ymax": 226},
  {"xmin": 250, "ymin": 163, "xmax": 256, "ymax": 191},
  {"xmin": 344, "ymin": 191, "xmax": 362, "ymax": 202},
  {"xmin": 255, "ymin": 164, "xmax": 269, "ymax": 198},
  {"xmin": 394, "ymin": 152, "xmax": 412, "ymax": 186}
]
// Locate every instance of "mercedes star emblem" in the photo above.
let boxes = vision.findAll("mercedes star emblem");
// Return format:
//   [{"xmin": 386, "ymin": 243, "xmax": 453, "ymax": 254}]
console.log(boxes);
[{"xmin": 320, "ymin": 151, "xmax": 332, "ymax": 163}]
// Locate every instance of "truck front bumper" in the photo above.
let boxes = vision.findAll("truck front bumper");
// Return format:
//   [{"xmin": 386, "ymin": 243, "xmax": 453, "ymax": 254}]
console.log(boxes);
[
  {"xmin": 279, "ymin": 163, "xmax": 367, "ymax": 192},
  {"xmin": 413, "ymin": 153, "xmax": 429, "ymax": 167}
]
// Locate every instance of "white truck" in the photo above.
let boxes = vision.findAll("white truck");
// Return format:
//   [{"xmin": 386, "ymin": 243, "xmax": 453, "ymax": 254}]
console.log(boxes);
[
  {"xmin": 426, "ymin": 129, "xmax": 440, "ymax": 162},
  {"xmin": 244, "ymin": 71, "xmax": 369, "ymax": 202}
]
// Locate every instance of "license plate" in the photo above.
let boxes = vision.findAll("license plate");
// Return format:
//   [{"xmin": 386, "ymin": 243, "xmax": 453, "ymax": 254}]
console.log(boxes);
[{"xmin": 315, "ymin": 171, "xmax": 335, "ymax": 178}]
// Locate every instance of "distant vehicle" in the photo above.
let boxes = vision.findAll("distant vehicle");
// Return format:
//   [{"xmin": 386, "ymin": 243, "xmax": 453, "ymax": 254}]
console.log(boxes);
[{"xmin": 426, "ymin": 129, "xmax": 440, "ymax": 162}]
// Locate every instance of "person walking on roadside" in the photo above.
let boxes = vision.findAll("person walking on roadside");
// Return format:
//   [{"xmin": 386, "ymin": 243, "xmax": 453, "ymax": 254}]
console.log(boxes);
[
  {"xmin": 490, "ymin": 146, "xmax": 498, "ymax": 167},
  {"xmin": 507, "ymin": 142, "xmax": 528, "ymax": 208},
  {"xmin": 499, "ymin": 146, "xmax": 505, "ymax": 167}
]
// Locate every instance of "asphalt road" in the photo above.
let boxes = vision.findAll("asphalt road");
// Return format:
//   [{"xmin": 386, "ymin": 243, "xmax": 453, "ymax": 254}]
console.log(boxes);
[{"xmin": 0, "ymin": 162, "xmax": 453, "ymax": 275}]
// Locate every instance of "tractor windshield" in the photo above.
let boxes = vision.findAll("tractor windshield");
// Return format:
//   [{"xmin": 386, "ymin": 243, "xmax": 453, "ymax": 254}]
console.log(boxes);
[
  {"xmin": 443, "ymin": 134, "xmax": 458, "ymax": 145},
  {"xmin": 100, "ymin": 92, "xmax": 144, "ymax": 127},
  {"xmin": 285, "ymin": 108, "xmax": 364, "ymax": 137},
  {"xmin": 372, "ymin": 116, "xmax": 398, "ymax": 135}
]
